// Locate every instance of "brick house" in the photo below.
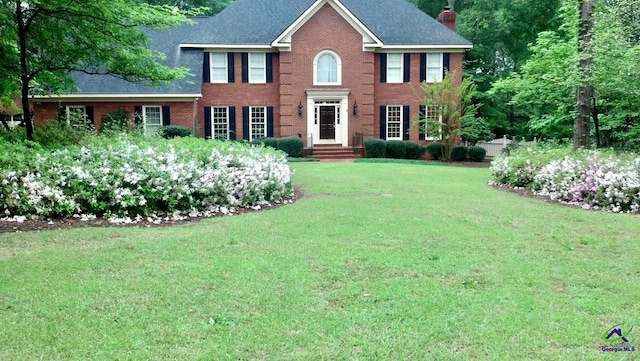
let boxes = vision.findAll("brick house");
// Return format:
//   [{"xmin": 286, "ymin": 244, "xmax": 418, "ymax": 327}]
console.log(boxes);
[{"xmin": 31, "ymin": 0, "xmax": 471, "ymax": 147}]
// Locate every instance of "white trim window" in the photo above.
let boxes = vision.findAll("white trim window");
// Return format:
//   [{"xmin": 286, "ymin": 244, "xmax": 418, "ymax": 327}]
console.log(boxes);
[
  {"xmin": 423, "ymin": 105, "xmax": 442, "ymax": 140},
  {"xmin": 212, "ymin": 106, "xmax": 229, "ymax": 140},
  {"xmin": 314, "ymin": 51, "xmax": 341, "ymax": 85},
  {"xmin": 249, "ymin": 53, "xmax": 266, "ymax": 83},
  {"xmin": 386, "ymin": 105, "xmax": 403, "ymax": 140},
  {"xmin": 210, "ymin": 53, "xmax": 228, "ymax": 83},
  {"xmin": 250, "ymin": 106, "xmax": 266, "ymax": 141},
  {"xmin": 386, "ymin": 53, "xmax": 403, "ymax": 83},
  {"xmin": 143, "ymin": 105, "xmax": 162, "ymax": 136},
  {"xmin": 426, "ymin": 53, "xmax": 443, "ymax": 83},
  {"xmin": 66, "ymin": 105, "xmax": 88, "ymax": 128}
]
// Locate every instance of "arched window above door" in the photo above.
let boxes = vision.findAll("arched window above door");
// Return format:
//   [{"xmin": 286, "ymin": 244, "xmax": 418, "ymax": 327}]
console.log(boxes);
[{"xmin": 314, "ymin": 51, "xmax": 341, "ymax": 85}]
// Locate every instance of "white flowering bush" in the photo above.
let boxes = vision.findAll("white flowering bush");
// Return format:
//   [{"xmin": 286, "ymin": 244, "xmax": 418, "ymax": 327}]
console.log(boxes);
[
  {"xmin": 0, "ymin": 137, "xmax": 293, "ymax": 220},
  {"xmin": 491, "ymin": 145, "xmax": 640, "ymax": 213}
]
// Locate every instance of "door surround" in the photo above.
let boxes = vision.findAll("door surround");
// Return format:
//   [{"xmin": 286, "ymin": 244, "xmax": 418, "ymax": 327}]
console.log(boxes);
[{"xmin": 306, "ymin": 89, "xmax": 350, "ymax": 146}]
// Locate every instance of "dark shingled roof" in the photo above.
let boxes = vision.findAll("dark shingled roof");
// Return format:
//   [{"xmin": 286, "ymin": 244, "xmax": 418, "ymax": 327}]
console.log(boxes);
[
  {"xmin": 67, "ymin": 25, "xmax": 203, "ymax": 96},
  {"xmin": 65, "ymin": 0, "xmax": 470, "ymax": 96},
  {"xmin": 182, "ymin": 0, "xmax": 471, "ymax": 46}
]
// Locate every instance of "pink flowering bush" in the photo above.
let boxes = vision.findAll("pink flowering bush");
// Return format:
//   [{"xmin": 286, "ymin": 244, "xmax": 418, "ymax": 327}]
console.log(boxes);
[
  {"xmin": 491, "ymin": 146, "xmax": 640, "ymax": 213},
  {"xmin": 0, "ymin": 137, "xmax": 293, "ymax": 221}
]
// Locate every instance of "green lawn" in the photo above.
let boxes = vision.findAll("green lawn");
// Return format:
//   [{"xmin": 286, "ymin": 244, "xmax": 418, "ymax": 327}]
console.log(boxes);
[{"xmin": 1, "ymin": 163, "xmax": 639, "ymax": 360}]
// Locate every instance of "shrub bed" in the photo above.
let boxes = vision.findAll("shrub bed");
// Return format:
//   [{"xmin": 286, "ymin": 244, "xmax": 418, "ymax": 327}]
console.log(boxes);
[
  {"xmin": 490, "ymin": 146, "xmax": 640, "ymax": 213},
  {"xmin": 404, "ymin": 142, "xmax": 426, "ymax": 159},
  {"xmin": 426, "ymin": 142, "xmax": 444, "ymax": 160},
  {"xmin": 0, "ymin": 137, "xmax": 293, "ymax": 221},
  {"xmin": 385, "ymin": 140, "xmax": 406, "ymax": 159},
  {"xmin": 451, "ymin": 146, "xmax": 468, "ymax": 161},
  {"xmin": 277, "ymin": 136, "xmax": 304, "ymax": 158},
  {"xmin": 468, "ymin": 146, "xmax": 487, "ymax": 162},
  {"xmin": 364, "ymin": 138, "xmax": 386, "ymax": 158}
]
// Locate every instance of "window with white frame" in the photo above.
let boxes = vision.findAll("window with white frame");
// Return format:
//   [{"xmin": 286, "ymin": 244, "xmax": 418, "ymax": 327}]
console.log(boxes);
[
  {"xmin": 314, "ymin": 51, "xmax": 341, "ymax": 85},
  {"xmin": 387, "ymin": 53, "xmax": 403, "ymax": 83},
  {"xmin": 386, "ymin": 105, "xmax": 403, "ymax": 140},
  {"xmin": 249, "ymin": 53, "xmax": 266, "ymax": 83},
  {"xmin": 426, "ymin": 53, "xmax": 443, "ymax": 82},
  {"xmin": 212, "ymin": 106, "xmax": 229, "ymax": 140},
  {"xmin": 210, "ymin": 53, "xmax": 228, "ymax": 83},
  {"xmin": 143, "ymin": 105, "xmax": 162, "ymax": 136},
  {"xmin": 423, "ymin": 105, "xmax": 442, "ymax": 139},
  {"xmin": 250, "ymin": 106, "xmax": 266, "ymax": 141},
  {"xmin": 66, "ymin": 106, "xmax": 89, "ymax": 128}
]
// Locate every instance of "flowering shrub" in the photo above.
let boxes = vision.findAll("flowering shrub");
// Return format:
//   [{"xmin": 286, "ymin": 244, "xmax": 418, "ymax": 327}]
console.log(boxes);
[
  {"xmin": 0, "ymin": 137, "xmax": 293, "ymax": 221},
  {"xmin": 491, "ymin": 145, "xmax": 640, "ymax": 213}
]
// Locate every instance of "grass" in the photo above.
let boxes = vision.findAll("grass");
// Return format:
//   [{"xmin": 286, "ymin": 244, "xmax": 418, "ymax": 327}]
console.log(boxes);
[{"xmin": 1, "ymin": 162, "xmax": 640, "ymax": 360}]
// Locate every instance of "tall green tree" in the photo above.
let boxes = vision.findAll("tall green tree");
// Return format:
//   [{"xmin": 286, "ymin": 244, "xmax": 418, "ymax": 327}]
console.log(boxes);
[
  {"xmin": 144, "ymin": 0, "xmax": 233, "ymax": 15},
  {"xmin": 1, "ymin": 0, "xmax": 190, "ymax": 141}
]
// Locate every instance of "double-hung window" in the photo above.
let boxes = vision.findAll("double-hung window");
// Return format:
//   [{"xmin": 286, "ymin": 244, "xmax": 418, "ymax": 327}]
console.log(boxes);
[
  {"xmin": 212, "ymin": 106, "xmax": 229, "ymax": 140},
  {"xmin": 425, "ymin": 53, "xmax": 443, "ymax": 83},
  {"xmin": 386, "ymin": 105, "xmax": 403, "ymax": 140},
  {"xmin": 422, "ymin": 105, "xmax": 442, "ymax": 140},
  {"xmin": 143, "ymin": 105, "xmax": 162, "ymax": 136},
  {"xmin": 66, "ymin": 106, "xmax": 89, "ymax": 128},
  {"xmin": 249, "ymin": 106, "xmax": 266, "ymax": 141},
  {"xmin": 386, "ymin": 54, "xmax": 403, "ymax": 83},
  {"xmin": 314, "ymin": 51, "xmax": 341, "ymax": 85},
  {"xmin": 210, "ymin": 53, "xmax": 228, "ymax": 83},
  {"xmin": 249, "ymin": 53, "xmax": 266, "ymax": 83}
]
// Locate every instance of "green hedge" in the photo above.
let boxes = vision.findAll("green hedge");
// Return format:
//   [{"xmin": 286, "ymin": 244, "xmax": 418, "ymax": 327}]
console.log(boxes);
[
  {"xmin": 451, "ymin": 145, "xmax": 468, "ymax": 162},
  {"xmin": 404, "ymin": 142, "xmax": 426, "ymax": 159},
  {"xmin": 426, "ymin": 142, "xmax": 444, "ymax": 160},
  {"xmin": 364, "ymin": 138, "xmax": 386, "ymax": 158},
  {"xmin": 159, "ymin": 126, "xmax": 192, "ymax": 139},
  {"xmin": 468, "ymin": 146, "xmax": 487, "ymax": 162},
  {"xmin": 386, "ymin": 140, "xmax": 406, "ymax": 159},
  {"xmin": 277, "ymin": 136, "xmax": 304, "ymax": 157}
]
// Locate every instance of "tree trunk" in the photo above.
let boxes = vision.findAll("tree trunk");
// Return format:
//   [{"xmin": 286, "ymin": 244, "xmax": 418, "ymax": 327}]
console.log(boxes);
[
  {"xmin": 592, "ymin": 97, "xmax": 600, "ymax": 148},
  {"xmin": 574, "ymin": 0, "xmax": 594, "ymax": 149}
]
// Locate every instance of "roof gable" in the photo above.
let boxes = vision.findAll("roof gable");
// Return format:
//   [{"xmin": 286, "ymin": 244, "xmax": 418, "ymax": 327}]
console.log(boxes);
[
  {"xmin": 180, "ymin": 0, "xmax": 471, "ymax": 50},
  {"xmin": 272, "ymin": 0, "xmax": 382, "ymax": 51}
]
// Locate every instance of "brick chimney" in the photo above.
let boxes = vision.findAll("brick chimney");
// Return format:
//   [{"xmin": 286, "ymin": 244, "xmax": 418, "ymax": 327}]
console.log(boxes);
[{"xmin": 437, "ymin": 6, "xmax": 457, "ymax": 32}]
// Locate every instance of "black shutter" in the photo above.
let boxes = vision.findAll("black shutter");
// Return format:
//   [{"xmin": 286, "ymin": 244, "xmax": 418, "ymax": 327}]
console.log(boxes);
[
  {"xmin": 86, "ymin": 106, "xmax": 94, "ymax": 129},
  {"xmin": 162, "ymin": 106, "xmax": 171, "ymax": 126},
  {"xmin": 267, "ymin": 106, "xmax": 274, "ymax": 137},
  {"xmin": 443, "ymin": 53, "xmax": 450, "ymax": 78},
  {"xmin": 380, "ymin": 53, "xmax": 387, "ymax": 83},
  {"xmin": 403, "ymin": 53, "xmax": 411, "ymax": 82},
  {"xmin": 266, "ymin": 53, "xmax": 273, "ymax": 83},
  {"xmin": 57, "ymin": 106, "xmax": 65, "ymax": 122},
  {"xmin": 229, "ymin": 106, "xmax": 236, "ymax": 140},
  {"xmin": 227, "ymin": 53, "xmax": 235, "ymax": 83},
  {"xmin": 420, "ymin": 53, "xmax": 426, "ymax": 82},
  {"xmin": 419, "ymin": 105, "xmax": 426, "ymax": 140},
  {"xmin": 203, "ymin": 52, "xmax": 210, "ymax": 83},
  {"xmin": 241, "ymin": 53, "xmax": 248, "ymax": 83},
  {"xmin": 379, "ymin": 105, "xmax": 386, "ymax": 140},
  {"xmin": 134, "ymin": 106, "xmax": 143, "ymax": 126},
  {"xmin": 204, "ymin": 106, "xmax": 212, "ymax": 139},
  {"xmin": 242, "ymin": 106, "xmax": 249, "ymax": 140},
  {"xmin": 403, "ymin": 105, "xmax": 410, "ymax": 140}
]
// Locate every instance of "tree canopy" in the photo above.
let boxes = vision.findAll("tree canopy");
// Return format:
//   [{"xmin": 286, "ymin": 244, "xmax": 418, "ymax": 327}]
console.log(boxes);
[{"xmin": 0, "ymin": 0, "xmax": 190, "ymax": 140}]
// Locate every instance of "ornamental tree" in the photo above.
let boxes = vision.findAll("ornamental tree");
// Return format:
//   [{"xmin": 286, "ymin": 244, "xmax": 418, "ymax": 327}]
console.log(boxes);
[
  {"xmin": 421, "ymin": 72, "xmax": 477, "ymax": 162},
  {"xmin": 0, "ymin": 0, "xmax": 190, "ymax": 141}
]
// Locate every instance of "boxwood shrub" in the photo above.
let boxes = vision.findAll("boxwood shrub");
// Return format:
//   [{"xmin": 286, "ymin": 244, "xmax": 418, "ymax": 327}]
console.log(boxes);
[
  {"xmin": 468, "ymin": 146, "xmax": 487, "ymax": 162},
  {"xmin": 386, "ymin": 140, "xmax": 406, "ymax": 159},
  {"xmin": 426, "ymin": 142, "xmax": 444, "ymax": 160},
  {"xmin": 451, "ymin": 145, "xmax": 468, "ymax": 162},
  {"xmin": 404, "ymin": 142, "xmax": 426, "ymax": 159},
  {"xmin": 364, "ymin": 138, "xmax": 386, "ymax": 158},
  {"xmin": 159, "ymin": 126, "xmax": 192, "ymax": 139},
  {"xmin": 277, "ymin": 136, "xmax": 304, "ymax": 157}
]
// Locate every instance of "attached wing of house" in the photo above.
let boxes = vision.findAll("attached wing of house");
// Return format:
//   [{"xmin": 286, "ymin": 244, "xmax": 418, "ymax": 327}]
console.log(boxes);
[{"xmin": 31, "ymin": 0, "xmax": 471, "ymax": 145}]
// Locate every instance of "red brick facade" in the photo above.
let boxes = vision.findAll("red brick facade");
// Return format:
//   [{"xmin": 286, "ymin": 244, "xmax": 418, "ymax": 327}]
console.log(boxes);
[{"xmin": 31, "ymin": 3, "xmax": 467, "ymax": 146}]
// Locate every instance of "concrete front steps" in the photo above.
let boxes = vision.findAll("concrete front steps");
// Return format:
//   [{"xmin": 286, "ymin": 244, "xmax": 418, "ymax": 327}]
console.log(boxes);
[{"xmin": 310, "ymin": 144, "xmax": 363, "ymax": 161}]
